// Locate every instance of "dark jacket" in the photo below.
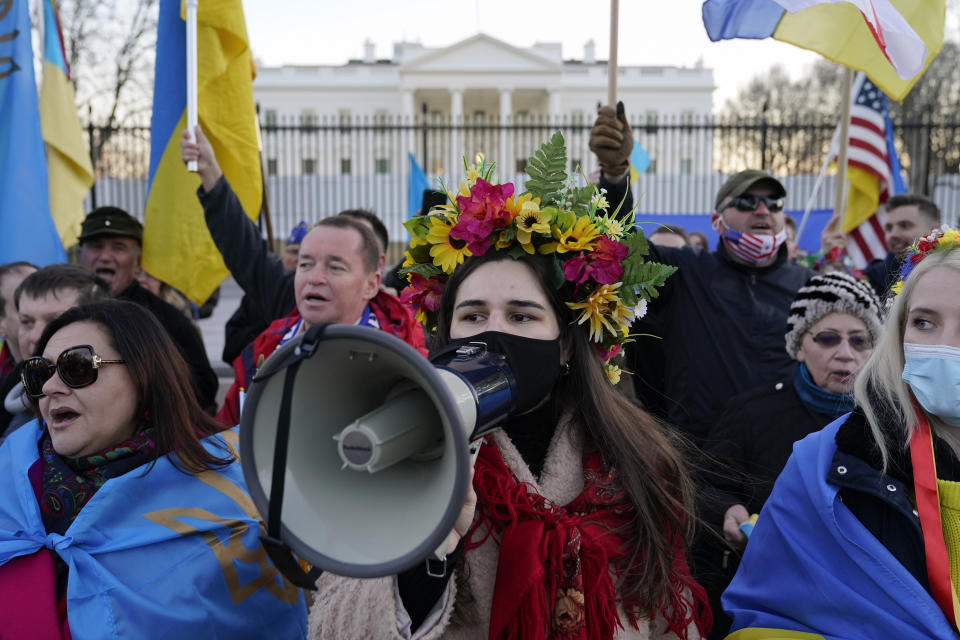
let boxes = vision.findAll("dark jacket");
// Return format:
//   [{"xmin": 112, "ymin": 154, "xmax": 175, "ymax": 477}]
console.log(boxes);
[
  {"xmin": 600, "ymin": 176, "xmax": 813, "ymax": 444},
  {"xmin": 700, "ymin": 379, "xmax": 832, "ymax": 526},
  {"xmin": 864, "ymin": 251, "xmax": 901, "ymax": 300},
  {"xmin": 118, "ymin": 280, "xmax": 219, "ymax": 411},
  {"xmin": 197, "ymin": 177, "xmax": 296, "ymax": 360},
  {"xmin": 830, "ymin": 408, "xmax": 939, "ymax": 589}
]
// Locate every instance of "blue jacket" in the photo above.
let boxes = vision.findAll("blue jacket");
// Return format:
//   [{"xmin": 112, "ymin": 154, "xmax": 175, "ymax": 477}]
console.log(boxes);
[
  {"xmin": 723, "ymin": 413, "xmax": 955, "ymax": 639},
  {"xmin": 0, "ymin": 421, "xmax": 308, "ymax": 639}
]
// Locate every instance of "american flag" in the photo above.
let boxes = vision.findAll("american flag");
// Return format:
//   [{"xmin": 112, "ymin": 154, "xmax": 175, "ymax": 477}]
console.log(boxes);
[
  {"xmin": 830, "ymin": 72, "xmax": 905, "ymax": 268},
  {"xmin": 724, "ymin": 229, "xmax": 780, "ymax": 263}
]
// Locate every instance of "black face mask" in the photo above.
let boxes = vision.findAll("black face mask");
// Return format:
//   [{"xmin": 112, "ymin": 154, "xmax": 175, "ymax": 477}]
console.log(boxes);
[{"xmin": 442, "ymin": 331, "xmax": 563, "ymax": 414}]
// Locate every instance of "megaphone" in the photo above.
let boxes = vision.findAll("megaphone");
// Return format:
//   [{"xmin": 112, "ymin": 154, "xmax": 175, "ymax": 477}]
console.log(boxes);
[{"xmin": 239, "ymin": 323, "xmax": 516, "ymax": 585}]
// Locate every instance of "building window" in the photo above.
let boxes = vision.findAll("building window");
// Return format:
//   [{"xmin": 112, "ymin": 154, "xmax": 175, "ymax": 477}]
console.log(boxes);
[
  {"xmin": 472, "ymin": 110, "xmax": 486, "ymax": 122},
  {"xmin": 375, "ymin": 158, "xmax": 389, "ymax": 174},
  {"xmin": 431, "ymin": 158, "xmax": 443, "ymax": 174},
  {"xmin": 300, "ymin": 109, "xmax": 318, "ymax": 127},
  {"xmin": 680, "ymin": 158, "xmax": 692, "ymax": 175},
  {"xmin": 515, "ymin": 159, "xmax": 528, "ymax": 173},
  {"xmin": 341, "ymin": 158, "xmax": 352, "ymax": 175},
  {"xmin": 302, "ymin": 158, "xmax": 316, "ymax": 174},
  {"xmin": 681, "ymin": 110, "xmax": 695, "ymax": 128},
  {"xmin": 374, "ymin": 109, "xmax": 389, "ymax": 126},
  {"xmin": 339, "ymin": 109, "xmax": 351, "ymax": 130},
  {"xmin": 430, "ymin": 110, "xmax": 444, "ymax": 122},
  {"xmin": 648, "ymin": 158, "xmax": 657, "ymax": 175},
  {"xmin": 570, "ymin": 109, "xmax": 584, "ymax": 124},
  {"xmin": 570, "ymin": 158, "xmax": 581, "ymax": 172},
  {"xmin": 264, "ymin": 109, "xmax": 278, "ymax": 127},
  {"xmin": 267, "ymin": 158, "xmax": 278, "ymax": 175},
  {"xmin": 515, "ymin": 110, "xmax": 529, "ymax": 123}
]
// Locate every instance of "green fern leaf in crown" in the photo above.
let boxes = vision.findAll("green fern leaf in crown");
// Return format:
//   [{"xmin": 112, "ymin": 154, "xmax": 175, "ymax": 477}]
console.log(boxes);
[{"xmin": 524, "ymin": 131, "xmax": 568, "ymax": 207}]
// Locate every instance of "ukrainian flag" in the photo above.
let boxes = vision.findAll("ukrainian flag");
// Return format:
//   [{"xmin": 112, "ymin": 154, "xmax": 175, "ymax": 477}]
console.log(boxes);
[
  {"xmin": 702, "ymin": 0, "xmax": 945, "ymax": 101},
  {"xmin": 0, "ymin": 0, "xmax": 65, "ymax": 265},
  {"xmin": 39, "ymin": 0, "xmax": 95, "ymax": 249},
  {"xmin": 143, "ymin": 0, "xmax": 261, "ymax": 304}
]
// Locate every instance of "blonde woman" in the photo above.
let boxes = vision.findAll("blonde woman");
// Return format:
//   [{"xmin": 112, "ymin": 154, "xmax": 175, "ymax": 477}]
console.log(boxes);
[{"xmin": 723, "ymin": 229, "xmax": 960, "ymax": 639}]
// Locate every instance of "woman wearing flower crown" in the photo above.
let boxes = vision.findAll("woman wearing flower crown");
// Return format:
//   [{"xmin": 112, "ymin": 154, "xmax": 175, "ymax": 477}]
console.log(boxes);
[
  {"xmin": 722, "ymin": 228, "xmax": 960, "ymax": 639},
  {"xmin": 307, "ymin": 134, "xmax": 709, "ymax": 639}
]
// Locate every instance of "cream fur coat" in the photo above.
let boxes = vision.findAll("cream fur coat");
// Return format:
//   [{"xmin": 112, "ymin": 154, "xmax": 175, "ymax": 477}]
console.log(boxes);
[{"xmin": 307, "ymin": 421, "xmax": 700, "ymax": 640}]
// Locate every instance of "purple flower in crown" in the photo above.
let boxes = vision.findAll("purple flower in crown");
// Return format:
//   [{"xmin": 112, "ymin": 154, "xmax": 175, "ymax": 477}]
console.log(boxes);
[{"xmin": 450, "ymin": 179, "xmax": 515, "ymax": 256}]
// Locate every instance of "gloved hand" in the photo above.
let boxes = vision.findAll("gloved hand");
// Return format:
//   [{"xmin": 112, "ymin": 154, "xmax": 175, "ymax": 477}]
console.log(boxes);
[{"xmin": 589, "ymin": 101, "xmax": 633, "ymax": 180}]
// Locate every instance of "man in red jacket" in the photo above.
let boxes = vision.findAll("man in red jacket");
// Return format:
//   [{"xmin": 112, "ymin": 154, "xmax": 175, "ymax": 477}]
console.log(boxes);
[{"xmin": 217, "ymin": 216, "xmax": 426, "ymax": 426}]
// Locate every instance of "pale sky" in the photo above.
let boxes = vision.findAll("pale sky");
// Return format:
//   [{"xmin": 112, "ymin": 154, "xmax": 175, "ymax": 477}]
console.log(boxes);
[{"xmin": 243, "ymin": 0, "xmax": 826, "ymax": 109}]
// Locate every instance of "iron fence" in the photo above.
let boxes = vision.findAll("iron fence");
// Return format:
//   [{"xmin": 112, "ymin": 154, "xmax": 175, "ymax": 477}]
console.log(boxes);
[{"xmin": 85, "ymin": 114, "xmax": 960, "ymax": 244}]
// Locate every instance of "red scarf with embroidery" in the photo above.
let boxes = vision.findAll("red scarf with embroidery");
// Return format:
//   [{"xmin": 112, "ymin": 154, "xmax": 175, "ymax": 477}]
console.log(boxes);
[{"xmin": 466, "ymin": 438, "xmax": 707, "ymax": 640}]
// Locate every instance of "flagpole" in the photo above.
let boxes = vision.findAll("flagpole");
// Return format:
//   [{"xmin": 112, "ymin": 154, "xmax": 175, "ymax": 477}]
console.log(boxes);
[
  {"xmin": 830, "ymin": 67, "xmax": 854, "ymax": 230},
  {"xmin": 608, "ymin": 0, "xmax": 618, "ymax": 107},
  {"xmin": 796, "ymin": 152, "xmax": 831, "ymax": 242},
  {"xmin": 185, "ymin": 0, "xmax": 199, "ymax": 173}
]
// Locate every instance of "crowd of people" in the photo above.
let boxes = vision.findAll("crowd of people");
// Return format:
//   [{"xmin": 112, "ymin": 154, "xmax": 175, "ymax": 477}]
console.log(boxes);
[{"xmin": 0, "ymin": 102, "xmax": 956, "ymax": 639}]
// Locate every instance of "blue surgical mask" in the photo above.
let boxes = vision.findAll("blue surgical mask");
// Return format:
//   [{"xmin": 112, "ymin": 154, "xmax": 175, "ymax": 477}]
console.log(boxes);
[{"xmin": 902, "ymin": 343, "xmax": 960, "ymax": 427}]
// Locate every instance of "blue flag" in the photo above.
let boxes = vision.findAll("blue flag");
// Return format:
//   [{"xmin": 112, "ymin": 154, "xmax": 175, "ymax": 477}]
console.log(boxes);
[
  {"xmin": 0, "ymin": 0, "xmax": 66, "ymax": 265},
  {"xmin": 408, "ymin": 152, "xmax": 430, "ymax": 218},
  {"xmin": 0, "ymin": 423, "xmax": 308, "ymax": 637}
]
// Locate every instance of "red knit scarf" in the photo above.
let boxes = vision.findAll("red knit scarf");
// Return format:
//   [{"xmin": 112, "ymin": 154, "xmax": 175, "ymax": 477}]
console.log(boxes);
[{"xmin": 466, "ymin": 438, "xmax": 707, "ymax": 640}]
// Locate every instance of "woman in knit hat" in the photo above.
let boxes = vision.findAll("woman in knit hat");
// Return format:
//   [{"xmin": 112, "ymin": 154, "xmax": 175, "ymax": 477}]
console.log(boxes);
[{"xmin": 697, "ymin": 271, "xmax": 882, "ymax": 638}]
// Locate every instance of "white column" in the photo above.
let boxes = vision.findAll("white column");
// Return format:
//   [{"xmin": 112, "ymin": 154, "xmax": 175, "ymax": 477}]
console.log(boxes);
[
  {"xmin": 499, "ymin": 89, "xmax": 512, "ymax": 175},
  {"xmin": 450, "ymin": 89, "xmax": 463, "ymax": 175},
  {"xmin": 548, "ymin": 90, "xmax": 561, "ymax": 124}
]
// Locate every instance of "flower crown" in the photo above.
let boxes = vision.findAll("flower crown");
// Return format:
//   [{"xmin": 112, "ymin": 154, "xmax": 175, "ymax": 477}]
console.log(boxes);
[
  {"xmin": 802, "ymin": 247, "xmax": 865, "ymax": 280},
  {"xmin": 891, "ymin": 226, "xmax": 960, "ymax": 296},
  {"xmin": 399, "ymin": 132, "xmax": 676, "ymax": 382}
]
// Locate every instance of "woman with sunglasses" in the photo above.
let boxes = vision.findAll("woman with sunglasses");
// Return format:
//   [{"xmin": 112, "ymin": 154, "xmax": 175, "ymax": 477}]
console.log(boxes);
[
  {"xmin": 722, "ymin": 229, "xmax": 960, "ymax": 638},
  {"xmin": 697, "ymin": 272, "xmax": 882, "ymax": 638},
  {"xmin": 0, "ymin": 300, "xmax": 307, "ymax": 638}
]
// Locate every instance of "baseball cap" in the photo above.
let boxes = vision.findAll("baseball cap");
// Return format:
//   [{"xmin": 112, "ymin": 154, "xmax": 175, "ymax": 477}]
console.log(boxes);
[{"xmin": 714, "ymin": 170, "xmax": 786, "ymax": 211}]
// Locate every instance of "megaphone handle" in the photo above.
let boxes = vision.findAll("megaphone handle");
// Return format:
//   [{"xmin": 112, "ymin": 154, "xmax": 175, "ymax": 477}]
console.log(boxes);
[{"xmin": 429, "ymin": 440, "xmax": 484, "ymax": 571}]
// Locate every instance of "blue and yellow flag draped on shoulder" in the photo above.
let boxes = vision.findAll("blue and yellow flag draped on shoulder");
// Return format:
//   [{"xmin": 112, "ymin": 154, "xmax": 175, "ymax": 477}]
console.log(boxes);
[
  {"xmin": 0, "ymin": 422, "xmax": 307, "ymax": 638},
  {"xmin": 722, "ymin": 416, "xmax": 958, "ymax": 639},
  {"xmin": 144, "ymin": 0, "xmax": 262, "ymax": 304},
  {"xmin": 0, "ymin": 0, "xmax": 66, "ymax": 265},
  {"xmin": 40, "ymin": 0, "xmax": 95, "ymax": 249}
]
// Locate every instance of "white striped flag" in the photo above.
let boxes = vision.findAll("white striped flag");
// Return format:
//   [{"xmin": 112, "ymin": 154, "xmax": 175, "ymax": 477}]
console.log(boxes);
[{"xmin": 829, "ymin": 72, "xmax": 906, "ymax": 268}]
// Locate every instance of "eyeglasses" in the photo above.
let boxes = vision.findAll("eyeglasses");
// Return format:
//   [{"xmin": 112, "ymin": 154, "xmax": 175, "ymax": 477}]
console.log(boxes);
[
  {"xmin": 807, "ymin": 331, "xmax": 872, "ymax": 352},
  {"xmin": 728, "ymin": 195, "xmax": 784, "ymax": 213},
  {"xmin": 21, "ymin": 345, "xmax": 126, "ymax": 399}
]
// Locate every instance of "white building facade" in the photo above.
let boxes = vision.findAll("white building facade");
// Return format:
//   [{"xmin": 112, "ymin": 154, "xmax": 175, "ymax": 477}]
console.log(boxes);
[{"xmin": 253, "ymin": 34, "xmax": 715, "ymax": 178}]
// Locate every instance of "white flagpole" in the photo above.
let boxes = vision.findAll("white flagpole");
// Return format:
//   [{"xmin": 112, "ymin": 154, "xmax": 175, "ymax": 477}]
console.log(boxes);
[
  {"xmin": 796, "ymin": 153, "xmax": 831, "ymax": 242},
  {"xmin": 608, "ymin": 0, "xmax": 619, "ymax": 107},
  {"xmin": 825, "ymin": 67, "xmax": 855, "ymax": 242},
  {"xmin": 186, "ymin": 0, "xmax": 199, "ymax": 173}
]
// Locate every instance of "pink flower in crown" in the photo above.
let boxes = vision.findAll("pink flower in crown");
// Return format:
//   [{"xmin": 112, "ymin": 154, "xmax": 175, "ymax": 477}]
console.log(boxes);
[
  {"xmin": 600, "ymin": 344, "xmax": 622, "ymax": 362},
  {"xmin": 450, "ymin": 179, "xmax": 516, "ymax": 256},
  {"xmin": 563, "ymin": 236, "xmax": 629, "ymax": 285},
  {"xmin": 400, "ymin": 273, "xmax": 444, "ymax": 314}
]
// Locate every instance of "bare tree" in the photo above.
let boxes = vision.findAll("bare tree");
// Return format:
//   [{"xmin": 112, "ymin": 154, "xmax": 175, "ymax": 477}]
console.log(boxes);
[{"xmin": 53, "ymin": 0, "xmax": 157, "ymax": 165}]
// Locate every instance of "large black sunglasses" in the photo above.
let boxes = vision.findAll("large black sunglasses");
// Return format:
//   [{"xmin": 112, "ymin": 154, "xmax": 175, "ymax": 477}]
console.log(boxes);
[
  {"xmin": 728, "ymin": 195, "xmax": 784, "ymax": 213},
  {"xmin": 21, "ymin": 345, "xmax": 126, "ymax": 399},
  {"xmin": 808, "ymin": 331, "xmax": 872, "ymax": 353}
]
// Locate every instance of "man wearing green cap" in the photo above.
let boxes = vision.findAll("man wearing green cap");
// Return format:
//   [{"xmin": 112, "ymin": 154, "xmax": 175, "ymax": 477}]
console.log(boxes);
[
  {"xmin": 78, "ymin": 207, "xmax": 219, "ymax": 412},
  {"xmin": 590, "ymin": 105, "xmax": 812, "ymax": 445}
]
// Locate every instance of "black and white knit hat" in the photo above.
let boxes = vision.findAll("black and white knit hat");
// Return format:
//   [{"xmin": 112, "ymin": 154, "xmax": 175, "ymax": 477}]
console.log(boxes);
[{"xmin": 785, "ymin": 272, "xmax": 883, "ymax": 359}]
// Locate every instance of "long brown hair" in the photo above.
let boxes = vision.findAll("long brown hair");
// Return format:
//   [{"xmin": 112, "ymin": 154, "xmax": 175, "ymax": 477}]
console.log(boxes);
[
  {"xmin": 33, "ymin": 299, "xmax": 231, "ymax": 474},
  {"xmin": 436, "ymin": 251, "xmax": 698, "ymax": 619}
]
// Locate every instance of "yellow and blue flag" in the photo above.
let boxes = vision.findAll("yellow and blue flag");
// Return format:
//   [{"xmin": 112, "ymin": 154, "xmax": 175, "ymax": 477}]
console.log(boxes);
[
  {"xmin": 39, "ymin": 0, "xmax": 95, "ymax": 249},
  {"xmin": 0, "ymin": 0, "xmax": 66, "ymax": 265},
  {"xmin": 701, "ymin": 0, "xmax": 945, "ymax": 101},
  {"xmin": 0, "ymin": 423, "xmax": 308, "ymax": 637},
  {"xmin": 629, "ymin": 143, "xmax": 650, "ymax": 184},
  {"xmin": 143, "ymin": 0, "xmax": 261, "ymax": 304}
]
